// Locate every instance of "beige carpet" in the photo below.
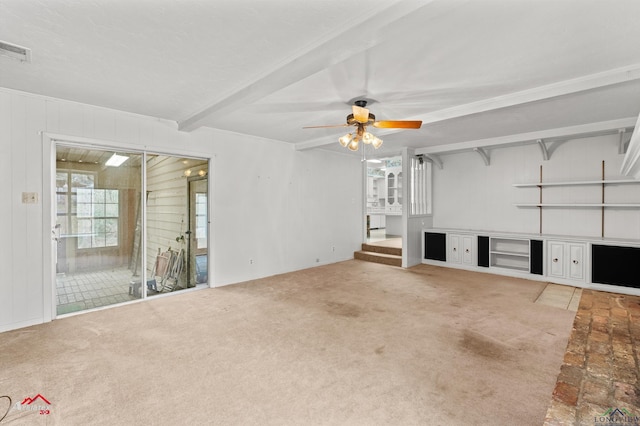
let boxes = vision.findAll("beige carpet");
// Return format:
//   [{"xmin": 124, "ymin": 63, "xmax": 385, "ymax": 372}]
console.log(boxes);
[{"xmin": 0, "ymin": 261, "xmax": 575, "ymax": 425}]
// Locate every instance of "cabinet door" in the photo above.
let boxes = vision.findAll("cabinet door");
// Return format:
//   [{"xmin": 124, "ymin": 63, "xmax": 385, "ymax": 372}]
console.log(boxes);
[
  {"xmin": 449, "ymin": 234, "xmax": 461, "ymax": 263},
  {"xmin": 477, "ymin": 236, "xmax": 489, "ymax": 267},
  {"xmin": 530, "ymin": 239, "xmax": 544, "ymax": 275},
  {"xmin": 592, "ymin": 244, "xmax": 640, "ymax": 288},
  {"xmin": 462, "ymin": 236, "xmax": 473, "ymax": 265},
  {"xmin": 548, "ymin": 242, "xmax": 565, "ymax": 278},
  {"xmin": 378, "ymin": 177, "xmax": 387, "ymax": 199},
  {"xmin": 425, "ymin": 232, "xmax": 446, "ymax": 261},
  {"xmin": 369, "ymin": 215, "xmax": 378, "ymax": 229},
  {"xmin": 568, "ymin": 243, "xmax": 585, "ymax": 281}
]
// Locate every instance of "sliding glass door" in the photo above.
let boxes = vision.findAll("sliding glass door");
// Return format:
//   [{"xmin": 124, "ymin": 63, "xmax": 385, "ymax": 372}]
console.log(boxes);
[
  {"xmin": 55, "ymin": 146, "xmax": 143, "ymax": 315},
  {"xmin": 144, "ymin": 154, "xmax": 208, "ymax": 296},
  {"xmin": 54, "ymin": 144, "xmax": 209, "ymax": 315}
]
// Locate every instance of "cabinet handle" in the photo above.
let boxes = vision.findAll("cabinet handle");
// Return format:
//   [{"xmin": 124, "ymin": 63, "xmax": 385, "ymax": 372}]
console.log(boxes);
[
  {"xmin": 572, "ymin": 260, "xmax": 579, "ymax": 265},
  {"xmin": 453, "ymin": 248, "xmax": 457, "ymax": 252},
  {"xmin": 465, "ymin": 249, "xmax": 470, "ymax": 253},
  {"xmin": 553, "ymin": 258, "xmax": 558, "ymax": 263}
]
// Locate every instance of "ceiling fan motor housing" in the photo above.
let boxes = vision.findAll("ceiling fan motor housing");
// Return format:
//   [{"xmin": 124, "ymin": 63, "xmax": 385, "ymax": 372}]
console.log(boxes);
[{"xmin": 346, "ymin": 113, "xmax": 376, "ymax": 126}]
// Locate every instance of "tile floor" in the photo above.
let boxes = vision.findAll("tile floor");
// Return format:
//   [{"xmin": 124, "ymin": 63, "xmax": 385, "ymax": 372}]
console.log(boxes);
[
  {"xmin": 535, "ymin": 283, "xmax": 583, "ymax": 311},
  {"xmin": 56, "ymin": 267, "xmax": 139, "ymax": 315},
  {"xmin": 544, "ymin": 289, "xmax": 640, "ymax": 424}
]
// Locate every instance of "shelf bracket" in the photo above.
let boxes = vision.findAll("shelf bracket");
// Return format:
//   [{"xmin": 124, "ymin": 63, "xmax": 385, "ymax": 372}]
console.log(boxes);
[
  {"xmin": 619, "ymin": 129, "xmax": 629, "ymax": 155},
  {"xmin": 424, "ymin": 154, "xmax": 443, "ymax": 169},
  {"xmin": 537, "ymin": 139, "xmax": 549, "ymax": 161},
  {"xmin": 473, "ymin": 147, "xmax": 490, "ymax": 166}
]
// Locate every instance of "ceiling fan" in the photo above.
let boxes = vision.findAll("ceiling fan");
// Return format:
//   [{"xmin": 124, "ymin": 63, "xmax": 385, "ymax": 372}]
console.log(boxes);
[{"xmin": 303, "ymin": 100, "xmax": 422, "ymax": 151}]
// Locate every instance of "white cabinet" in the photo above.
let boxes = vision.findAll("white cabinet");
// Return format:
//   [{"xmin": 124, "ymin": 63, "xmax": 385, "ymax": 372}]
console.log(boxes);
[
  {"xmin": 377, "ymin": 177, "xmax": 387, "ymax": 201},
  {"xmin": 423, "ymin": 228, "xmax": 640, "ymax": 294},
  {"xmin": 547, "ymin": 241, "xmax": 585, "ymax": 282},
  {"xmin": 369, "ymin": 214, "xmax": 378, "ymax": 230},
  {"xmin": 366, "ymin": 172, "xmax": 386, "ymax": 212},
  {"xmin": 448, "ymin": 234, "xmax": 474, "ymax": 265},
  {"xmin": 386, "ymin": 165, "xmax": 402, "ymax": 215},
  {"xmin": 369, "ymin": 214, "xmax": 386, "ymax": 230}
]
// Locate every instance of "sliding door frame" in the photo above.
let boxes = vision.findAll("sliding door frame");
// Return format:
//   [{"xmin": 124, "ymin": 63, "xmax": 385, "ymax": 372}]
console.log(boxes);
[{"xmin": 42, "ymin": 132, "xmax": 213, "ymax": 321}]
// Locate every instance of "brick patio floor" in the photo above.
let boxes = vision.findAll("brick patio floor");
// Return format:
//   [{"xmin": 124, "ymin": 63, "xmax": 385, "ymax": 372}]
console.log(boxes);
[{"xmin": 544, "ymin": 289, "xmax": 640, "ymax": 425}]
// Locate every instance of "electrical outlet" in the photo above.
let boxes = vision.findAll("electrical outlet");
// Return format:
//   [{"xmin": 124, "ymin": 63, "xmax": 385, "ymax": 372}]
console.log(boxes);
[
  {"xmin": 22, "ymin": 192, "xmax": 38, "ymax": 204},
  {"xmin": 249, "ymin": 259, "xmax": 253, "ymax": 264}
]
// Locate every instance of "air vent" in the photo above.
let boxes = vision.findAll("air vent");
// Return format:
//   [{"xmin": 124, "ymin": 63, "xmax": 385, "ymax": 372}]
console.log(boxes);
[{"xmin": 0, "ymin": 40, "xmax": 31, "ymax": 63}]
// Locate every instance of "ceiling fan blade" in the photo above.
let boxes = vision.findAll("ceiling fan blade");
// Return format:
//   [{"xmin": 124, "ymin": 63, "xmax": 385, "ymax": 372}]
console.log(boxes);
[
  {"xmin": 302, "ymin": 124, "xmax": 350, "ymax": 129},
  {"xmin": 373, "ymin": 120, "xmax": 422, "ymax": 129},
  {"xmin": 352, "ymin": 105, "xmax": 370, "ymax": 123}
]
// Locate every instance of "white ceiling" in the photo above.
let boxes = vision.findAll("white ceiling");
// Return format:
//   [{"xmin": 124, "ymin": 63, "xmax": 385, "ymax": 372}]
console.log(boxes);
[{"xmin": 2, "ymin": 0, "xmax": 640, "ymax": 157}]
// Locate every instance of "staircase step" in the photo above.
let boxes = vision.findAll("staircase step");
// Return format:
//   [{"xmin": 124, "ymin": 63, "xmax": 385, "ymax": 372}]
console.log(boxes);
[
  {"xmin": 354, "ymin": 250, "xmax": 402, "ymax": 267},
  {"xmin": 361, "ymin": 243, "xmax": 402, "ymax": 257}
]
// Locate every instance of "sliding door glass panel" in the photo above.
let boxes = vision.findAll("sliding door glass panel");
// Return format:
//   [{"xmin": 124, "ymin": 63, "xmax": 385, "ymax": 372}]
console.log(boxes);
[
  {"xmin": 146, "ymin": 155, "xmax": 208, "ymax": 295},
  {"xmin": 55, "ymin": 146, "xmax": 143, "ymax": 315},
  {"xmin": 189, "ymin": 178, "xmax": 208, "ymax": 285}
]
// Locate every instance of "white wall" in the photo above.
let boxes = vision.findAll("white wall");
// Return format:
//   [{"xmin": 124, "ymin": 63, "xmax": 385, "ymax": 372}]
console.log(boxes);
[
  {"xmin": 209, "ymin": 130, "xmax": 362, "ymax": 285},
  {"xmin": 0, "ymin": 88, "xmax": 362, "ymax": 332},
  {"xmin": 432, "ymin": 134, "xmax": 640, "ymax": 240}
]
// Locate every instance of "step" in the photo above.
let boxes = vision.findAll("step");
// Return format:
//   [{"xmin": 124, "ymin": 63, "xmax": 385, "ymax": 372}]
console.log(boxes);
[
  {"xmin": 361, "ymin": 243, "xmax": 402, "ymax": 257},
  {"xmin": 354, "ymin": 250, "xmax": 402, "ymax": 267}
]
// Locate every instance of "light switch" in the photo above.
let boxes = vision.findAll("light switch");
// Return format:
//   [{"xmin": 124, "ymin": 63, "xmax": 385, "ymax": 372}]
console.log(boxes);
[{"xmin": 22, "ymin": 192, "xmax": 38, "ymax": 204}]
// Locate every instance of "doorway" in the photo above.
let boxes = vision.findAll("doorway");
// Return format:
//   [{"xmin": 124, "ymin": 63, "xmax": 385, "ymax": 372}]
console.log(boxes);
[
  {"xmin": 53, "ymin": 144, "xmax": 210, "ymax": 315},
  {"xmin": 366, "ymin": 156, "xmax": 402, "ymax": 246}
]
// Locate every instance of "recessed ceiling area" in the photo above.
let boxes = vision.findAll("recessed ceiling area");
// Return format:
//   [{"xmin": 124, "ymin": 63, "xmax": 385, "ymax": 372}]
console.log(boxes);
[{"xmin": 1, "ymin": 0, "xmax": 640, "ymax": 156}]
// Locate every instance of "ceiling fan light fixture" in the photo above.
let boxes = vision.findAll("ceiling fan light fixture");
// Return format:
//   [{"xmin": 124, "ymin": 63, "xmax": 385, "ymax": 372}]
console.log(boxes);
[
  {"xmin": 338, "ymin": 133, "xmax": 353, "ymax": 147},
  {"xmin": 305, "ymin": 100, "xmax": 417, "ymax": 153},
  {"xmin": 372, "ymin": 136, "xmax": 383, "ymax": 149},
  {"xmin": 347, "ymin": 139, "xmax": 359, "ymax": 151},
  {"xmin": 362, "ymin": 131, "xmax": 374, "ymax": 144}
]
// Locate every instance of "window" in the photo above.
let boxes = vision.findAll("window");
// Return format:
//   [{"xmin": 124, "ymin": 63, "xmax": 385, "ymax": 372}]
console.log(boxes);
[
  {"xmin": 56, "ymin": 171, "xmax": 120, "ymax": 249},
  {"xmin": 195, "ymin": 193, "xmax": 207, "ymax": 249},
  {"xmin": 409, "ymin": 156, "xmax": 432, "ymax": 216},
  {"xmin": 77, "ymin": 188, "xmax": 119, "ymax": 248}
]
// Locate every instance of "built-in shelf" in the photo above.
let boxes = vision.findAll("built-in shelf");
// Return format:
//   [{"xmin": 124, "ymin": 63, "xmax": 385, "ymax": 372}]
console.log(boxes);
[
  {"xmin": 513, "ymin": 179, "xmax": 638, "ymax": 187},
  {"xmin": 423, "ymin": 228, "xmax": 640, "ymax": 295},
  {"xmin": 515, "ymin": 203, "xmax": 640, "ymax": 208},
  {"xmin": 514, "ymin": 163, "xmax": 640, "ymax": 237},
  {"xmin": 490, "ymin": 250, "xmax": 529, "ymax": 257},
  {"xmin": 489, "ymin": 237, "xmax": 530, "ymax": 272},
  {"xmin": 490, "ymin": 262, "xmax": 529, "ymax": 272}
]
